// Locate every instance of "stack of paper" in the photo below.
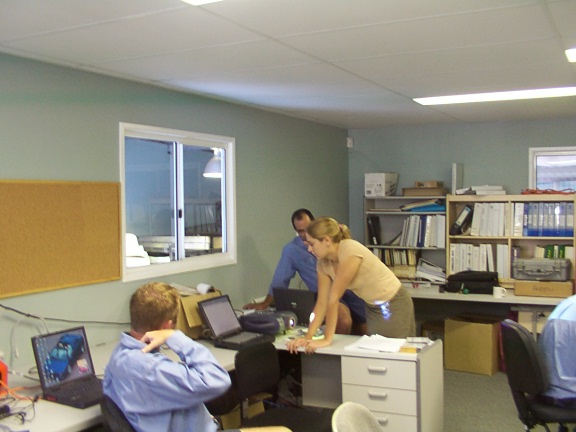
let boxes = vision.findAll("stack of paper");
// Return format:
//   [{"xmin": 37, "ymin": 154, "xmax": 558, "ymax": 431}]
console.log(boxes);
[{"xmin": 345, "ymin": 334, "xmax": 407, "ymax": 353}]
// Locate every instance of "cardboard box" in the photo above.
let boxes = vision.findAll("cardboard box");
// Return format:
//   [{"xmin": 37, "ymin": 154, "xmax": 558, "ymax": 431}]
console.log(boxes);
[
  {"xmin": 218, "ymin": 399, "xmax": 265, "ymax": 429},
  {"xmin": 415, "ymin": 180, "xmax": 443, "ymax": 188},
  {"xmin": 402, "ymin": 187, "xmax": 446, "ymax": 196},
  {"xmin": 444, "ymin": 315, "xmax": 500, "ymax": 376},
  {"xmin": 364, "ymin": 173, "xmax": 398, "ymax": 197},
  {"xmin": 514, "ymin": 281, "xmax": 573, "ymax": 298},
  {"xmin": 175, "ymin": 290, "xmax": 222, "ymax": 339}
]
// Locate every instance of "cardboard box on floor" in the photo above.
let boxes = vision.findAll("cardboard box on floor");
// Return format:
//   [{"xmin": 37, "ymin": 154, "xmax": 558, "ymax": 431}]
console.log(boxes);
[
  {"xmin": 175, "ymin": 290, "xmax": 221, "ymax": 339},
  {"xmin": 218, "ymin": 397, "xmax": 266, "ymax": 429},
  {"xmin": 444, "ymin": 315, "xmax": 501, "ymax": 376}
]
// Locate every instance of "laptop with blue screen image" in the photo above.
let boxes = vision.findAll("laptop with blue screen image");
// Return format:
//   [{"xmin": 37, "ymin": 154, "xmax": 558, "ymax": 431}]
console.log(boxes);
[{"xmin": 31, "ymin": 326, "xmax": 103, "ymax": 409}]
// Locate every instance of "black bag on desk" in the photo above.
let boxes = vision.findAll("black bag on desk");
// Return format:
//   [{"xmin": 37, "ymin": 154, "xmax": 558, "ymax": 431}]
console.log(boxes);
[{"xmin": 445, "ymin": 270, "xmax": 498, "ymax": 294}]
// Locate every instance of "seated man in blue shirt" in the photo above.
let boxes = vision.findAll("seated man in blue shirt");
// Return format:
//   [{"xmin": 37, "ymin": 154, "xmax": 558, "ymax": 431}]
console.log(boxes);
[
  {"xmin": 244, "ymin": 208, "xmax": 367, "ymax": 335},
  {"xmin": 539, "ymin": 294, "xmax": 576, "ymax": 409},
  {"xmin": 104, "ymin": 282, "xmax": 290, "ymax": 432}
]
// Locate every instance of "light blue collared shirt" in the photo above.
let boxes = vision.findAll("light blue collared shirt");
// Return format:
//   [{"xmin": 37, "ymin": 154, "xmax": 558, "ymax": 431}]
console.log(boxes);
[
  {"xmin": 103, "ymin": 330, "xmax": 231, "ymax": 432},
  {"xmin": 539, "ymin": 295, "xmax": 576, "ymax": 400}
]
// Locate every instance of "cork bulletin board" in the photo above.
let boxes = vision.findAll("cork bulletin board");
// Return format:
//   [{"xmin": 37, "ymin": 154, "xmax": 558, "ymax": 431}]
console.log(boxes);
[{"xmin": 0, "ymin": 180, "xmax": 121, "ymax": 298}]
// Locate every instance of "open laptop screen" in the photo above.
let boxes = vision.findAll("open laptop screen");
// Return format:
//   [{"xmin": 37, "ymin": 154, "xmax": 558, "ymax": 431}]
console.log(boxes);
[
  {"xmin": 198, "ymin": 295, "xmax": 243, "ymax": 338},
  {"xmin": 32, "ymin": 326, "xmax": 96, "ymax": 391}
]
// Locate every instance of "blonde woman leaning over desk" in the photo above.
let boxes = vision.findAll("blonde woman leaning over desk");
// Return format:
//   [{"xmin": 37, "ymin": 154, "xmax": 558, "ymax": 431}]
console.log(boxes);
[{"xmin": 286, "ymin": 217, "xmax": 415, "ymax": 354}]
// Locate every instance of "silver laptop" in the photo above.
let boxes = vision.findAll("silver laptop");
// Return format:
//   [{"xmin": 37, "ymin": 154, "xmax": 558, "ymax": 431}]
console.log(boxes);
[
  {"xmin": 198, "ymin": 295, "xmax": 274, "ymax": 350},
  {"xmin": 273, "ymin": 288, "xmax": 316, "ymax": 326},
  {"xmin": 31, "ymin": 326, "xmax": 103, "ymax": 409}
]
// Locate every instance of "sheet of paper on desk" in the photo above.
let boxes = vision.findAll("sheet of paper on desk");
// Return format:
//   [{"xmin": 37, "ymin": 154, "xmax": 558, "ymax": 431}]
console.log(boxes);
[{"xmin": 345, "ymin": 334, "xmax": 407, "ymax": 353}]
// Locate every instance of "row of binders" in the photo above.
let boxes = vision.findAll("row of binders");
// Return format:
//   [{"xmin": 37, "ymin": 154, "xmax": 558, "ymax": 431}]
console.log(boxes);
[
  {"xmin": 469, "ymin": 202, "xmax": 507, "ymax": 236},
  {"xmin": 391, "ymin": 214, "xmax": 446, "ymax": 248},
  {"xmin": 513, "ymin": 201, "xmax": 574, "ymax": 237},
  {"xmin": 380, "ymin": 248, "xmax": 419, "ymax": 268},
  {"xmin": 449, "ymin": 242, "xmax": 511, "ymax": 278}
]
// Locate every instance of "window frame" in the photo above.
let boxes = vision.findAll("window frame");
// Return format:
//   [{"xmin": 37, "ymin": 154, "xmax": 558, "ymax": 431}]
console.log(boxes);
[
  {"xmin": 529, "ymin": 146, "xmax": 576, "ymax": 191},
  {"xmin": 120, "ymin": 122, "xmax": 237, "ymax": 282}
]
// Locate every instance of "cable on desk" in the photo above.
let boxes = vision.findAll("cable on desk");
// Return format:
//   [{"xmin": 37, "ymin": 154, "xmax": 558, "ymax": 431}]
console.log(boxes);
[
  {"xmin": 0, "ymin": 379, "xmax": 36, "ymax": 429},
  {"xmin": 521, "ymin": 188, "xmax": 575, "ymax": 195},
  {"xmin": 0, "ymin": 303, "xmax": 129, "ymax": 326}
]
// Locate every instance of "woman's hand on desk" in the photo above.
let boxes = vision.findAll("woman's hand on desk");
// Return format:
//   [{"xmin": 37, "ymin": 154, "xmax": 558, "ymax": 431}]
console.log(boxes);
[
  {"xmin": 286, "ymin": 337, "xmax": 309, "ymax": 354},
  {"xmin": 285, "ymin": 337, "xmax": 331, "ymax": 354}
]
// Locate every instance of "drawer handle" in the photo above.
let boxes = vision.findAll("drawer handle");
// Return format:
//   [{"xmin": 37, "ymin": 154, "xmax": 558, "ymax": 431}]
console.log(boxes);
[
  {"xmin": 376, "ymin": 417, "xmax": 389, "ymax": 426},
  {"xmin": 367, "ymin": 366, "xmax": 388, "ymax": 374},
  {"xmin": 368, "ymin": 391, "xmax": 388, "ymax": 400}
]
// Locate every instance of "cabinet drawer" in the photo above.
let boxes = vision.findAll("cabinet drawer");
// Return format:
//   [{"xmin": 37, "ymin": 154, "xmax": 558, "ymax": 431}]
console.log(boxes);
[
  {"xmin": 369, "ymin": 411, "xmax": 418, "ymax": 432},
  {"xmin": 343, "ymin": 384, "xmax": 417, "ymax": 416},
  {"xmin": 342, "ymin": 356, "xmax": 416, "ymax": 390}
]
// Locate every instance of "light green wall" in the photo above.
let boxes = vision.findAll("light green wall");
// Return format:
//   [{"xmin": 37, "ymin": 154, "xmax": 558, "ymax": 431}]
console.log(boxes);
[
  {"xmin": 0, "ymin": 53, "xmax": 348, "ymax": 368},
  {"xmin": 348, "ymin": 119, "xmax": 576, "ymax": 239}
]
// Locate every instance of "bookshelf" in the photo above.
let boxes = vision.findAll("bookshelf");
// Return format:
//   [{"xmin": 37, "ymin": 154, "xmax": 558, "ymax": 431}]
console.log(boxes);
[
  {"xmin": 364, "ymin": 196, "xmax": 446, "ymax": 282},
  {"xmin": 446, "ymin": 194, "xmax": 575, "ymax": 288}
]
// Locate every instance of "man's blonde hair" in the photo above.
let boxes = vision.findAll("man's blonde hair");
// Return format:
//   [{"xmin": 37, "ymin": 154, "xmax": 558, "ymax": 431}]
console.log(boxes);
[{"xmin": 130, "ymin": 282, "xmax": 180, "ymax": 333}]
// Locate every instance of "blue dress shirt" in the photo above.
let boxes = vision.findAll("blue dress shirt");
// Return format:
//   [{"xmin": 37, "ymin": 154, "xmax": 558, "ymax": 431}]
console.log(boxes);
[
  {"xmin": 103, "ymin": 331, "xmax": 231, "ymax": 432},
  {"xmin": 267, "ymin": 235, "xmax": 318, "ymax": 295},
  {"xmin": 539, "ymin": 295, "xmax": 576, "ymax": 401}
]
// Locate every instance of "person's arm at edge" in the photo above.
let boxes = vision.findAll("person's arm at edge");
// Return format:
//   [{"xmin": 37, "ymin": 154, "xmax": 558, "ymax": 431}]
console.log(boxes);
[{"xmin": 304, "ymin": 256, "xmax": 362, "ymax": 353}]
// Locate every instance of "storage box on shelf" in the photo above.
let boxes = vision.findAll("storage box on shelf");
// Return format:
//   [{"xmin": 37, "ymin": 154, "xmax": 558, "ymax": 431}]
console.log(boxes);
[
  {"xmin": 446, "ymin": 194, "xmax": 575, "ymax": 296},
  {"xmin": 364, "ymin": 195, "xmax": 446, "ymax": 283}
]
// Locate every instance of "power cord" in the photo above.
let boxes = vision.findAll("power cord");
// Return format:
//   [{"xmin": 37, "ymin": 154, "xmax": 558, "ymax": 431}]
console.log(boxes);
[{"xmin": 0, "ymin": 302, "xmax": 129, "ymax": 369}]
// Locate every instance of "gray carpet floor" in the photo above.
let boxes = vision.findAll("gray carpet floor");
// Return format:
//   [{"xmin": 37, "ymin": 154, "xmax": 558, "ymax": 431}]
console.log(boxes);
[{"xmin": 445, "ymin": 369, "xmax": 574, "ymax": 432}]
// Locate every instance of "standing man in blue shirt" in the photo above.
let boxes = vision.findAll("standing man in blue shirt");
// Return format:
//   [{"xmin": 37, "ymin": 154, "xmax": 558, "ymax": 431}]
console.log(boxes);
[
  {"xmin": 104, "ymin": 282, "xmax": 290, "ymax": 432},
  {"xmin": 539, "ymin": 294, "xmax": 576, "ymax": 409},
  {"xmin": 244, "ymin": 209, "xmax": 367, "ymax": 335}
]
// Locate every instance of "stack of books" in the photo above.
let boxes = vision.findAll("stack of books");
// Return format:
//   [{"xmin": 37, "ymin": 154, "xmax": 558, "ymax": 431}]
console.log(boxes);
[
  {"xmin": 456, "ymin": 185, "xmax": 506, "ymax": 195},
  {"xmin": 400, "ymin": 199, "xmax": 446, "ymax": 212}
]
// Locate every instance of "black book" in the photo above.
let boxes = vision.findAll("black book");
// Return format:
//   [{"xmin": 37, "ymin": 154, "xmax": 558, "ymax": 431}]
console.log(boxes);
[
  {"xmin": 367, "ymin": 216, "xmax": 381, "ymax": 245},
  {"xmin": 449, "ymin": 205, "xmax": 473, "ymax": 235}
]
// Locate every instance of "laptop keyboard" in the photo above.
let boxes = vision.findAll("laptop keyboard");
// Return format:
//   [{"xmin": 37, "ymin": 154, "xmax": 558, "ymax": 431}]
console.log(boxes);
[
  {"xmin": 224, "ymin": 332, "xmax": 260, "ymax": 343},
  {"xmin": 54, "ymin": 377, "xmax": 101, "ymax": 399}
]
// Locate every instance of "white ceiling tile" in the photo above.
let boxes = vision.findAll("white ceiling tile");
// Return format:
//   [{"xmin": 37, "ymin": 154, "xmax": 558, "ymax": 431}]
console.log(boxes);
[
  {"xmin": 280, "ymin": 4, "xmax": 555, "ymax": 62},
  {"xmin": 102, "ymin": 40, "xmax": 316, "ymax": 81},
  {"xmin": 0, "ymin": 0, "xmax": 574, "ymax": 128},
  {"xmin": 2, "ymin": 7, "xmax": 263, "ymax": 64},
  {"xmin": 0, "ymin": 0, "xmax": 186, "ymax": 41},
  {"xmin": 205, "ymin": 0, "xmax": 538, "ymax": 37}
]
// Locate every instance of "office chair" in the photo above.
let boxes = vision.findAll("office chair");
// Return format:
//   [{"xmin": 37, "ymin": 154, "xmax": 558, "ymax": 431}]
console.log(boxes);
[
  {"xmin": 100, "ymin": 395, "xmax": 135, "ymax": 432},
  {"xmin": 233, "ymin": 342, "xmax": 333, "ymax": 432},
  {"xmin": 500, "ymin": 319, "xmax": 576, "ymax": 432},
  {"xmin": 331, "ymin": 401, "xmax": 382, "ymax": 432}
]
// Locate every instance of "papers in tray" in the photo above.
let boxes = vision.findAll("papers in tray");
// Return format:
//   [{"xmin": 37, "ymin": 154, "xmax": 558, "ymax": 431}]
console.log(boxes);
[{"xmin": 345, "ymin": 334, "xmax": 407, "ymax": 353}]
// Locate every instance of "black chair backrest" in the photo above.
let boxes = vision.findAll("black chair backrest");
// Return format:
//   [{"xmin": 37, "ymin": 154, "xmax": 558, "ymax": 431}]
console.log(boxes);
[
  {"xmin": 234, "ymin": 342, "xmax": 280, "ymax": 401},
  {"xmin": 500, "ymin": 319, "xmax": 549, "ymax": 396},
  {"xmin": 101, "ymin": 395, "xmax": 136, "ymax": 432}
]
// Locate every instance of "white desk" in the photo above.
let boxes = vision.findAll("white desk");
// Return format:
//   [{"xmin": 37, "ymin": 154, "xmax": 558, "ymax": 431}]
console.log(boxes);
[
  {"xmin": 409, "ymin": 287, "xmax": 561, "ymax": 335},
  {"xmin": 275, "ymin": 334, "xmax": 443, "ymax": 432},
  {"xmin": 2, "ymin": 335, "xmax": 443, "ymax": 432}
]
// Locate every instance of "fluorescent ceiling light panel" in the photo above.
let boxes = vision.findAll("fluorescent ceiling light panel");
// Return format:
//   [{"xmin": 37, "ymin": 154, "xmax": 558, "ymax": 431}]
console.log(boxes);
[
  {"xmin": 181, "ymin": 0, "xmax": 223, "ymax": 5},
  {"xmin": 566, "ymin": 48, "xmax": 576, "ymax": 63},
  {"xmin": 414, "ymin": 87, "xmax": 576, "ymax": 106}
]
